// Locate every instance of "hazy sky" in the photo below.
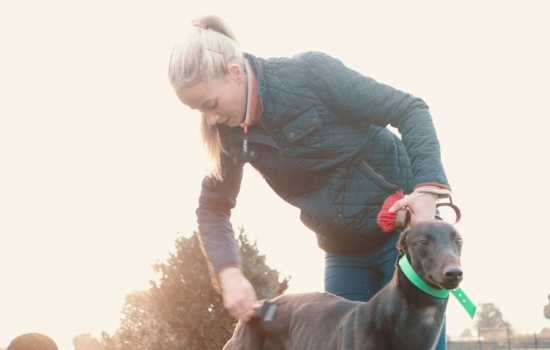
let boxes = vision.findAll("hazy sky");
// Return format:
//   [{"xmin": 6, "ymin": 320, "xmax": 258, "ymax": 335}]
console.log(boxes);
[{"xmin": 1, "ymin": 1, "xmax": 549, "ymax": 349}]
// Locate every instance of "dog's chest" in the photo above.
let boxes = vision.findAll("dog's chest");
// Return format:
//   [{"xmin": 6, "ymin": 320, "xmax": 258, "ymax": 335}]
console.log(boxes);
[
  {"xmin": 419, "ymin": 306, "xmax": 438, "ymax": 322},
  {"xmin": 389, "ymin": 305, "xmax": 443, "ymax": 350},
  {"xmin": 417, "ymin": 306, "xmax": 439, "ymax": 327}
]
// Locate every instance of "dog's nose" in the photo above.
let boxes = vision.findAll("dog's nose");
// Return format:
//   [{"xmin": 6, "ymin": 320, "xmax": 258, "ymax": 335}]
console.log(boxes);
[{"xmin": 444, "ymin": 267, "xmax": 463, "ymax": 282}]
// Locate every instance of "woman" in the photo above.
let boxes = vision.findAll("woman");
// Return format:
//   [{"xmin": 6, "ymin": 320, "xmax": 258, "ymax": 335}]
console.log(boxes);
[{"xmin": 169, "ymin": 15, "xmax": 451, "ymax": 349}]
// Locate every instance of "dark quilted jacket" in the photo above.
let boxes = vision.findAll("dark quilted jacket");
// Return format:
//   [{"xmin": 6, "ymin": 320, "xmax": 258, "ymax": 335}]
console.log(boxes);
[{"xmin": 196, "ymin": 52, "xmax": 449, "ymax": 274}]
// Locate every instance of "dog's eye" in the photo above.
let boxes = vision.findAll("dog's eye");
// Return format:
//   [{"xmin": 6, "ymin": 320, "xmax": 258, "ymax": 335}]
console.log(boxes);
[
  {"xmin": 454, "ymin": 237, "xmax": 463, "ymax": 246},
  {"xmin": 415, "ymin": 240, "xmax": 429, "ymax": 246}
]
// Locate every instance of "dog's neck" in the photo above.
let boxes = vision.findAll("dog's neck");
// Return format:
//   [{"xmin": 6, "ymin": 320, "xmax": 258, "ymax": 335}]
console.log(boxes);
[
  {"xmin": 396, "ymin": 261, "xmax": 449, "ymax": 309},
  {"xmin": 382, "ymin": 263, "xmax": 448, "ymax": 349}
]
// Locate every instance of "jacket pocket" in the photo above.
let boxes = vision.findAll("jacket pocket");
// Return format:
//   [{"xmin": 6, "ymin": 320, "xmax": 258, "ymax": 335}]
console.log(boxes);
[
  {"xmin": 336, "ymin": 161, "xmax": 401, "ymax": 235},
  {"xmin": 358, "ymin": 160, "xmax": 400, "ymax": 194},
  {"xmin": 279, "ymin": 107, "xmax": 323, "ymax": 144}
]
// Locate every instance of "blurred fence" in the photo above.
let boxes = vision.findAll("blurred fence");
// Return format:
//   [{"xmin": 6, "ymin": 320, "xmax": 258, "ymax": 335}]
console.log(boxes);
[{"xmin": 449, "ymin": 334, "xmax": 550, "ymax": 350}]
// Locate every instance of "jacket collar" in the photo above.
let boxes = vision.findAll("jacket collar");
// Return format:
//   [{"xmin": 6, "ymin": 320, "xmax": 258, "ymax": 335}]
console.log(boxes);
[{"xmin": 243, "ymin": 53, "xmax": 268, "ymax": 124}]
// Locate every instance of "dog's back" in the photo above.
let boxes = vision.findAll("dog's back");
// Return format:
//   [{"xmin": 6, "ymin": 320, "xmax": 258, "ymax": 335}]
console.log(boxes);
[{"xmin": 224, "ymin": 292, "xmax": 360, "ymax": 350}]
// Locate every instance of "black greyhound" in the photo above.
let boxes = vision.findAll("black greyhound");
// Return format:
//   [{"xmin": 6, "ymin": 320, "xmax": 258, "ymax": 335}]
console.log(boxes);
[{"xmin": 223, "ymin": 221, "xmax": 464, "ymax": 350}]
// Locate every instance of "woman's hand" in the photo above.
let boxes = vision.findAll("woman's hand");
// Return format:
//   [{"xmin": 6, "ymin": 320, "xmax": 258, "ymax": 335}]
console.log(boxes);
[
  {"xmin": 388, "ymin": 191, "xmax": 439, "ymax": 226},
  {"xmin": 218, "ymin": 267, "xmax": 259, "ymax": 322}
]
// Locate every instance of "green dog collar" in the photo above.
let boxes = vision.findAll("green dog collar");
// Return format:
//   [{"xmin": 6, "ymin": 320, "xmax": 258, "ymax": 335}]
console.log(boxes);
[{"xmin": 398, "ymin": 255, "xmax": 477, "ymax": 319}]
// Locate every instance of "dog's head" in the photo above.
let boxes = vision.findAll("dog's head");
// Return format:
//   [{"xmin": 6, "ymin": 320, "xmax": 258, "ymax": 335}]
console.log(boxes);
[{"xmin": 397, "ymin": 221, "xmax": 463, "ymax": 290}]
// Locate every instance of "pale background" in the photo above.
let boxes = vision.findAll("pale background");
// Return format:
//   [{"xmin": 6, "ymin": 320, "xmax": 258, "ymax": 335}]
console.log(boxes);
[{"xmin": 1, "ymin": 1, "xmax": 549, "ymax": 349}]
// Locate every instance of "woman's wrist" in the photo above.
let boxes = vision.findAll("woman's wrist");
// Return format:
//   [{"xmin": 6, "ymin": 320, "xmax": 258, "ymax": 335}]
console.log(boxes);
[
  {"xmin": 219, "ymin": 266, "xmax": 244, "ymax": 286},
  {"xmin": 414, "ymin": 185, "xmax": 451, "ymax": 199}
]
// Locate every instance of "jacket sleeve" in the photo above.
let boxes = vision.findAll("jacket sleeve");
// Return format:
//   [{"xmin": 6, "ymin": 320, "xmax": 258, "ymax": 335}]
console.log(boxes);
[
  {"xmin": 196, "ymin": 150, "xmax": 244, "ymax": 279},
  {"xmin": 300, "ymin": 52, "xmax": 450, "ymax": 189}
]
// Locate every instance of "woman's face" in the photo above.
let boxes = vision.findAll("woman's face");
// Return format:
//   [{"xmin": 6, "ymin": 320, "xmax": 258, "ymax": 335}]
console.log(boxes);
[{"xmin": 176, "ymin": 63, "xmax": 247, "ymax": 128}]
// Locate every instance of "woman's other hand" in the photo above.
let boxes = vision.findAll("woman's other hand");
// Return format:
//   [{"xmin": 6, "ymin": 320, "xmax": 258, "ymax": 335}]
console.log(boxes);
[
  {"xmin": 388, "ymin": 186, "xmax": 450, "ymax": 225},
  {"xmin": 218, "ymin": 267, "xmax": 259, "ymax": 322}
]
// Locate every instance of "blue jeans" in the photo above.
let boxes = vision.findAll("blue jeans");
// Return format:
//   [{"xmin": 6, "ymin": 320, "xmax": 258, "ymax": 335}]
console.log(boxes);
[{"xmin": 324, "ymin": 233, "xmax": 446, "ymax": 350}]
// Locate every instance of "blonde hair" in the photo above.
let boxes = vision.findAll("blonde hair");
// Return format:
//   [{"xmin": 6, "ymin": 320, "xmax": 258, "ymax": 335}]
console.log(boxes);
[{"xmin": 169, "ymin": 16, "xmax": 244, "ymax": 179}]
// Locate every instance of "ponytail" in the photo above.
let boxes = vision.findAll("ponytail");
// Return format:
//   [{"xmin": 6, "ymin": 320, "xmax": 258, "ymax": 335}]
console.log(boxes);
[{"xmin": 192, "ymin": 15, "xmax": 237, "ymax": 41}]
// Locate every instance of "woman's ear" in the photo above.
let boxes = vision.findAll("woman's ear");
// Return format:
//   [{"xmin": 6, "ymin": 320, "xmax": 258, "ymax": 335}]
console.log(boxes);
[
  {"xmin": 226, "ymin": 62, "xmax": 245, "ymax": 84},
  {"xmin": 396, "ymin": 229, "xmax": 409, "ymax": 255}
]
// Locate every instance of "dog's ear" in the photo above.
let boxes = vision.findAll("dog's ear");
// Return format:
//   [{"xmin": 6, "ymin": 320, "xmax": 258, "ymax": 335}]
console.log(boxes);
[{"xmin": 396, "ymin": 229, "xmax": 409, "ymax": 255}]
